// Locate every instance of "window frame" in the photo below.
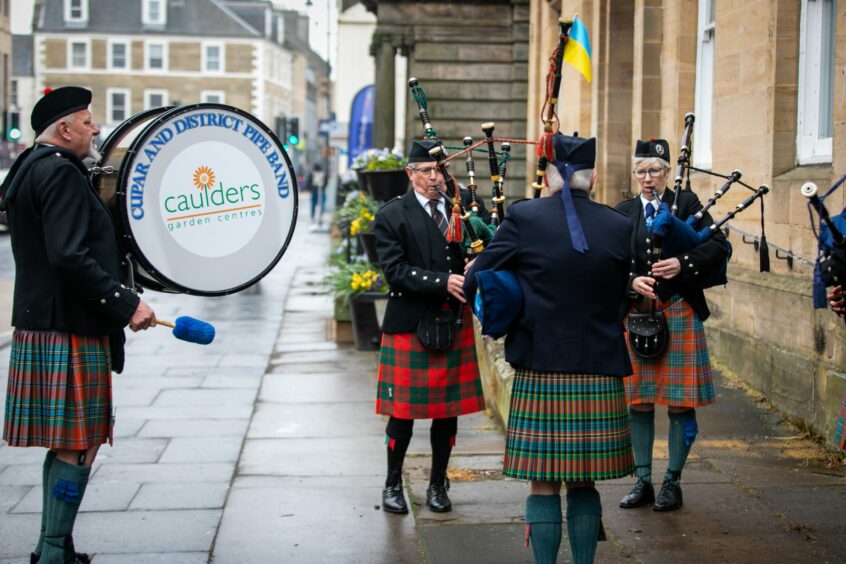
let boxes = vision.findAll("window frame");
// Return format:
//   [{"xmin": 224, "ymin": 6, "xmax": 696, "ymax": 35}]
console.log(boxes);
[
  {"xmin": 797, "ymin": 0, "xmax": 836, "ymax": 165},
  {"xmin": 144, "ymin": 89, "xmax": 169, "ymax": 110},
  {"xmin": 64, "ymin": 0, "xmax": 87, "ymax": 22},
  {"xmin": 142, "ymin": 0, "xmax": 167, "ymax": 26},
  {"xmin": 693, "ymin": 0, "xmax": 715, "ymax": 170},
  {"xmin": 201, "ymin": 90, "xmax": 226, "ymax": 104},
  {"xmin": 107, "ymin": 39, "xmax": 131, "ymax": 72},
  {"xmin": 107, "ymin": 87, "xmax": 131, "ymax": 125},
  {"xmin": 68, "ymin": 39, "xmax": 91, "ymax": 71},
  {"xmin": 202, "ymin": 42, "xmax": 225, "ymax": 74},
  {"xmin": 144, "ymin": 40, "xmax": 168, "ymax": 72}
]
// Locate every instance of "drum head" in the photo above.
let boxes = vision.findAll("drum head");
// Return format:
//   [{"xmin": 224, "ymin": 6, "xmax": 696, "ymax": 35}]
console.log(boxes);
[{"xmin": 113, "ymin": 103, "xmax": 298, "ymax": 295}]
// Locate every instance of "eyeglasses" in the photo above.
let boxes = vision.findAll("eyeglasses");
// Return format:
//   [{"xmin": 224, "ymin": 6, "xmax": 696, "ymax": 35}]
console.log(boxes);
[
  {"xmin": 633, "ymin": 168, "xmax": 665, "ymax": 179},
  {"xmin": 411, "ymin": 165, "xmax": 445, "ymax": 176}
]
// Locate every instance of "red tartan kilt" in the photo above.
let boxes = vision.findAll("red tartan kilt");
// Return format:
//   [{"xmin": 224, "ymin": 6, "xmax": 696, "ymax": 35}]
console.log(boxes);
[{"xmin": 376, "ymin": 308, "xmax": 485, "ymax": 419}]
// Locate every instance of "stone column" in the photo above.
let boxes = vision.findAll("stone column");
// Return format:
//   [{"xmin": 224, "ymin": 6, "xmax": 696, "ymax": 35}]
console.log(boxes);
[{"xmin": 371, "ymin": 32, "xmax": 396, "ymax": 150}]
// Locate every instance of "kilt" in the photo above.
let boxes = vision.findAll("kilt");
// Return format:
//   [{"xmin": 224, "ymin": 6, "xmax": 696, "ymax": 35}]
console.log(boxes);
[
  {"xmin": 503, "ymin": 370, "xmax": 634, "ymax": 482},
  {"xmin": 376, "ymin": 308, "xmax": 485, "ymax": 419},
  {"xmin": 835, "ymin": 390, "xmax": 846, "ymax": 451},
  {"xmin": 3, "ymin": 330, "xmax": 113, "ymax": 450},
  {"xmin": 624, "ymin": 296, "xmax": 715, "ymax": 408}
]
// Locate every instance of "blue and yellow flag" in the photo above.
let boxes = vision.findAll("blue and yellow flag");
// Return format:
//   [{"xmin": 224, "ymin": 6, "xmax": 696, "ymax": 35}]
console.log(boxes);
[{"xmin": 563, "ymin": 17, "xmax": 592, "ymax": 82}]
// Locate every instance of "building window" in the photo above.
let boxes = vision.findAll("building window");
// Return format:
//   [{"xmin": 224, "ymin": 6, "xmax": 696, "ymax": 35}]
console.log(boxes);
[
  {"xmin": 144, "ymin": 89, "xmax": 168, "ymax": 109},
  {"xmin": 68, "ymin": 40, "xmax": 90, "ymax": 70},
  {"xmin": 693, "ymin": 0, "xmax": 714, "ymax": 169},
  {"xmin": 201, "ymin": 91, "xmax": 225, "ymax": 104},
  {"xmin": 145, "ymin": 41, "xmax": 167, "ymax": 71},
  {"xmin": 64, "ymin": 0, "xmax": 87, "ymax": 22},
  {"xmin": 202, "ymin": 43, "xmax": 224, "ymax": 73},
  {"xmin": 798, "ymin": 0, "xmax": 836, "ymax": 164},
  {"xmin": 107, "ymin": 88, "xmax": 131, "ymax": 124},
  {"xmin": 109, "ymin": 40, "xmax": 130, "ymax": 71},
  {"xmin": 142, "ymin": 0, "xmax": 167, "ymax": 25}
]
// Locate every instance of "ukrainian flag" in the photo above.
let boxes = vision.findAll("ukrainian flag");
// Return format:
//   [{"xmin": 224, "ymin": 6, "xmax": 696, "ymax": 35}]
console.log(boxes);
[{"xmin": 563, "ymin": 17, "xmax": 592, "ymax": 82}]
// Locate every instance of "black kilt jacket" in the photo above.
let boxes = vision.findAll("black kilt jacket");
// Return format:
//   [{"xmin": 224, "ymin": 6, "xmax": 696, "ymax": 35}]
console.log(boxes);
[
  {"xmin": 6, "ymin": 147, "xmax": 139, "ymax": 367},
  {"xmin": 374, "ymin": 189, "xmax": 480, "ymax": 334},
  {"xmin": 614, "ymin": 188, "xmax": 730, "ymax": 321},
  {"xmin": 464, "ymin": 190, "xmax": 634, "ymax": 376}
]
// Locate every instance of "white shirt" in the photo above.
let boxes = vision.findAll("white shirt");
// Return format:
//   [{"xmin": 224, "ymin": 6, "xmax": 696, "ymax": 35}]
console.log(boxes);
[{"xmin": 414, "ymin": 190, "xmax": 447, "ymax": 219}]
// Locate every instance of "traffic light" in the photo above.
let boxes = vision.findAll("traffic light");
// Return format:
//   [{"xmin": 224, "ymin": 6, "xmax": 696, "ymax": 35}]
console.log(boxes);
[
  {"xmin": 287, "ymin": 117, "xmax": 300, "ymax": 146},
  {"xmin": 6, "ymin": 111, "xmax": 20, "ymax": 141},
  {"xmin": 275, "ymin": 116, "xmax": 287, "ymax": 143}
]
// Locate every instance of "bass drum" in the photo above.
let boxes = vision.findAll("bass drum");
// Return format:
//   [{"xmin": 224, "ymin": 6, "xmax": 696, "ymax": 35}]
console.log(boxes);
[{"xmin": 95, "ymin": 103, "xmax": 298, "ymax": 296}]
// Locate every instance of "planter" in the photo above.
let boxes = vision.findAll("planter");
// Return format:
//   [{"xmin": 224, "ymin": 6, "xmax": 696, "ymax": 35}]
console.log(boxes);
[
  {"xmin": 361, "ymin": 169, "xmax": 409, "ymax": 202},
  {"xmin": 355, "ymin": 170, "xmax": 370, "ymax": 195},
  {"xmin": 349, "ymin": 291, "xmax": 387, "ymax": 351},
  {"xmin": 357, "ymin": 232, "xmax": 379, "ymax": 264},
  {"xmin": 334, "ymin": 296, "xmax": 352, "ymax": 322}
]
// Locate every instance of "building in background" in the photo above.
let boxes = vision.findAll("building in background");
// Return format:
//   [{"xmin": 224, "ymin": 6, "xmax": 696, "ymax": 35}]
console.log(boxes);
[
  {"xmin": 522, "ymin": 0, "xmax": 846, "ymax": 448},
  {"xmin": 334, "ymin": 1, "xmax": 375, "ymax": 176},
  {"xmin": 0, "ymin": 1, "xmax": 12, "ymax": 167},
  {"xmin": 22, "ymin": 0, "xmax": 330, "ymax": 177}
]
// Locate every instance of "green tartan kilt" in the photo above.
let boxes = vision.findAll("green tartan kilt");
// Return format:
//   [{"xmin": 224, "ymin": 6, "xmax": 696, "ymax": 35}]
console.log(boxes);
[
  {"xmin": 3, "ymin": 330, "xmax": 113, "ymax": 450},
  {"xmin": 503, "ymin": 370, "xmax": 634, "ymax": 482}
]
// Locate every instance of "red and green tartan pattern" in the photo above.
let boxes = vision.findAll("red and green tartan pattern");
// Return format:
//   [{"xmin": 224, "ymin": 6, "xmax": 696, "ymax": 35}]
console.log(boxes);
[
  {"xmin": 376, "ymin": 308, "xmax": 485, "ymax": 419},
  {"xmin": 624, "ymin": 297, "xmax": 715, "ymax": 408},
  {"xmin": 503, "ymin": 370, "xmax": 634, "ymax": 482},
  {"xmin": 4, "ymin": 330, "xmax": 113, "ymax": 450},
  {"xmin": 835, "ymin": 389, "xmax": 846, "ymax": 451}
]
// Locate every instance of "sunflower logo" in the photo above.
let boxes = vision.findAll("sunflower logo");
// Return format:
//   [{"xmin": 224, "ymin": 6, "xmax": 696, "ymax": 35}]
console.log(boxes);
[{"xmin": 192, "ymin": 166, "xmax": 216, "ymax": 190}]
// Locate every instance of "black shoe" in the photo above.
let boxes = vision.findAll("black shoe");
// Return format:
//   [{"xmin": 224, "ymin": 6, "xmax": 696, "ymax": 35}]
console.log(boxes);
[
  {"xmin": 382, "ymin": 481, "xmax": 408, "ymax": 514},
  {"xmin": 653, "ymin": 479, "xmax": 683, "ymax": 511},
  {"xmin": 426, "ymin": 478, "xmax": 452, "ymax": 513},
  {"xmin": 30, "ymin": 536, "xmax": 91, "ymax": 564},
  {"xmin": 619, "ymin": 478, "xmax": 655, "ymax": 508},
  {"xmin": 598, "ymin": 518, "xmax": 607, "ymax": 542}
]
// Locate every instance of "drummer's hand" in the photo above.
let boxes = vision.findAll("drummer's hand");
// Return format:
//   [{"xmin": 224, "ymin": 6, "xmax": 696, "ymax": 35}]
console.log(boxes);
[
  {"xmin": 651, "ymin": 258, "xmax": 681, "ymax": 280},
  {"xmin": 129, "ymin": 299, "xmax": 156, "ymax": 332},
  {"xmin": 828, "ymin": 285, "xmax": 846, "ymax": 317},
  {"xmin": 632, "ymin": 276, "xmax": 657, "ymax": 300},
  {"xmin": 464, "ymin": 258, "xmax": 476, "ymax": 275},
  {"xmin": 447, "ymin": 274, "xmax": 466, "ymax": 303}
]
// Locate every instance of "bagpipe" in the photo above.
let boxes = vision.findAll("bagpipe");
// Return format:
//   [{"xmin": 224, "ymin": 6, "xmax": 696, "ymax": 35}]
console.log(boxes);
[{"xmin": 801, "ymin": 178, "xmax": 846, "ymax": 306}]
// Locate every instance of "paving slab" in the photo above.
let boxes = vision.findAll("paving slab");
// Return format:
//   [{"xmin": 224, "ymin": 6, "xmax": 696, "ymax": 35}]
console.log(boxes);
[
  {"xmin": 91, "ymin": 438, "xmax": 169, "ymax": 465},
  {"xmin": 247, "ymin": 401, "xmax": 382, "ymax": 439},
  {"xmin": 259, "ymin": 372, "xmax": 376, "ymax": 403},
  {"xmin": 153, "ymin": 388, "xmax": 257, "ymax": 407},
  {"xmin": 138, "ymin": 419, "xmax": 250, "ymax": 439},
  {"xmin": 0, "ymin": 484, "xmax": 30, "ymax": 512},
  {"xmin": 13, "ymin": 480, "xmax": 140, "ymax": 513},
  {"xmin": 212, "ymin": 478, "xmax": 422, "ymax": 564},
  {"xmin": 158, "ymin": 437, "xmax": 243, "ymax": 464},
  {"xmin": 130, "ymin": 482, "xmax": 229, "ymax": 510},
  {"xmin": 237, "ymin": 437, "xmax": 383, "ymax": 477},
  {"xmin": 94, "ymin": 462, "xmax": 234, "ymax": 483}
]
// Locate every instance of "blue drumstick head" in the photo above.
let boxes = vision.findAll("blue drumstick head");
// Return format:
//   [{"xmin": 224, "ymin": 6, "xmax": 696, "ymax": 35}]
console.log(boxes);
[{"xmin": 172, "ymin": 316, "xmax": 215, "ymax": 345}]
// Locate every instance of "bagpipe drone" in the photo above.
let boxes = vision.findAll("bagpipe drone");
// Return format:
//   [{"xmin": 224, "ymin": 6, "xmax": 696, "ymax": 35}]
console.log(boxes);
[{"xmin": 801, "ymin": 177, "xmax": 846, "ymax": 308}]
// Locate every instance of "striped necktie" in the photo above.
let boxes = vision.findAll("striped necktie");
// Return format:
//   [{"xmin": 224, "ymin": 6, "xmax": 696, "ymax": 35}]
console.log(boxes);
[{"xmin": 429, "ymin": 200, "xmax": 448, "ymax": 238}]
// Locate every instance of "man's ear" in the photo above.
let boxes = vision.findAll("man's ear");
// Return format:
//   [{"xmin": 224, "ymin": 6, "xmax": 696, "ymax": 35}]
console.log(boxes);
[
  {"xmin": 406, "ymin": 167, "xmax": 414, "ymax": 182},
  {"xmin": 57, "ymin": 120, "xmax": 72, "ymax": 141}
]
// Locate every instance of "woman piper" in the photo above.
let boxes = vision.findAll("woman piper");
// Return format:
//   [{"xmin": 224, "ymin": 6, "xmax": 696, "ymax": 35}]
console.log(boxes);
[{"xmin": 614, "ymin": 138, "xmax": 729, "ymax": 512}]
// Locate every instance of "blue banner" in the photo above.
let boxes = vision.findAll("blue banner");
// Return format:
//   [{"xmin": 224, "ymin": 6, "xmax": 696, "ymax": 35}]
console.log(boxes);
[{"xmin": 348, "ymin": 85, "xmax": 374, "ymax": 168}]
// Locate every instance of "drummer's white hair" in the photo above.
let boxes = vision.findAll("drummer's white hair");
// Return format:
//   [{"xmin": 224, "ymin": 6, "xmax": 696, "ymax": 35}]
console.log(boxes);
[
  {"xmin": 34, "ymin": 112, "xmax": 77, "ymax": 143},
  {"xmin": 545, "ymin": 163, "xmax": 594, "ymax": 195}
]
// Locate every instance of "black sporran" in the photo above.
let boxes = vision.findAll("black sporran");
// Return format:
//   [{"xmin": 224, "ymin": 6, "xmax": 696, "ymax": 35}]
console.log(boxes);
[
  {"xmin": 627, "ymin": 311, "xmax": 669, "ymax": 359},
  {"xmin": 416, "ymin": 308, "xmax": 456, "ymax": 351}
]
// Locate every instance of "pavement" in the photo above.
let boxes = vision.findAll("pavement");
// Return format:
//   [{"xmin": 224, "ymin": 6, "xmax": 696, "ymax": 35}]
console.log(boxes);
[{"xmin": 1, "ymin": 210, "xmax": 845, "ymax": 563}]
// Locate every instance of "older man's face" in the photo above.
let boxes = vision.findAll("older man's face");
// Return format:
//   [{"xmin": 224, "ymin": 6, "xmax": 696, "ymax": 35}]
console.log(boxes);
[
  {"xmin": 406, "ymin": 162, "xmax": 445, "ymax": 201},
  {"xmin": 65, "ymin": 109, "xmax": 100, "ymax": 160}
]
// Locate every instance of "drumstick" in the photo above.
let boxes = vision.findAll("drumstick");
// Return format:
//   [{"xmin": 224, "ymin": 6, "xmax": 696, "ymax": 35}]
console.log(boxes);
[{"xmin": 156, "ymin": 316, "xmax": 216, "ymax": 345}]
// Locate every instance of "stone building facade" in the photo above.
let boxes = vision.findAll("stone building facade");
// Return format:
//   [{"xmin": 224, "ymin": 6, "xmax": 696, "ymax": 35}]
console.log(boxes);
[
  {"xmin": 362, "ymin": 0, "xmax": 529, "ymax": 198},
  {"xmin": 26, "ymin": 0, "xmax": 329, "ymax": 179},
  {"xmin": 515, "ymin": 0, "xmax": 846, "ymax": 447}
]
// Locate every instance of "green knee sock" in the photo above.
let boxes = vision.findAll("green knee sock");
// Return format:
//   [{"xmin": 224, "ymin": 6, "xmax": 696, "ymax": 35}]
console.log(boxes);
[
  {"xmin": 40, "ymin": 459, "xmax": 91, "ymax": 564},
  {"xmin": 566, "ymin": 488, "xmax": 602, "ymax": 564},
  {"xmin": 666, "ymin": 409, "xmax": 697, "ymax": 482},
  {"xmin": 629, "ymin": 409, "xmax": 655, "ymax": 482},
  {"xmin": 525, "ymin": 494, "xmax": 562, "ymax": 564},
  {"xmin": 35, "ymin": 450, "xmax": 58, "ymax": 555}
]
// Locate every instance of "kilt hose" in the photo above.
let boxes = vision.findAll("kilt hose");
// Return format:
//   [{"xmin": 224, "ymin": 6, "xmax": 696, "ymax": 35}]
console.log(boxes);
[
  {"xmin": 624, "ymin": 296, "xmax": 715, "ymax": 408},
  {"xmin": 3, "ymin": 330, "xmax": 113, "ymax": 450},
  {"xmin": 503, "ymin": 370, "xmax": 634, "ymax": 482},
  {"xmin": 376, "ymin": 308, "xmax": 485, "ymax": 420},
  {"xmin": 835, "ymin": 390, "xmax": 846, "ymax": 451}
]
